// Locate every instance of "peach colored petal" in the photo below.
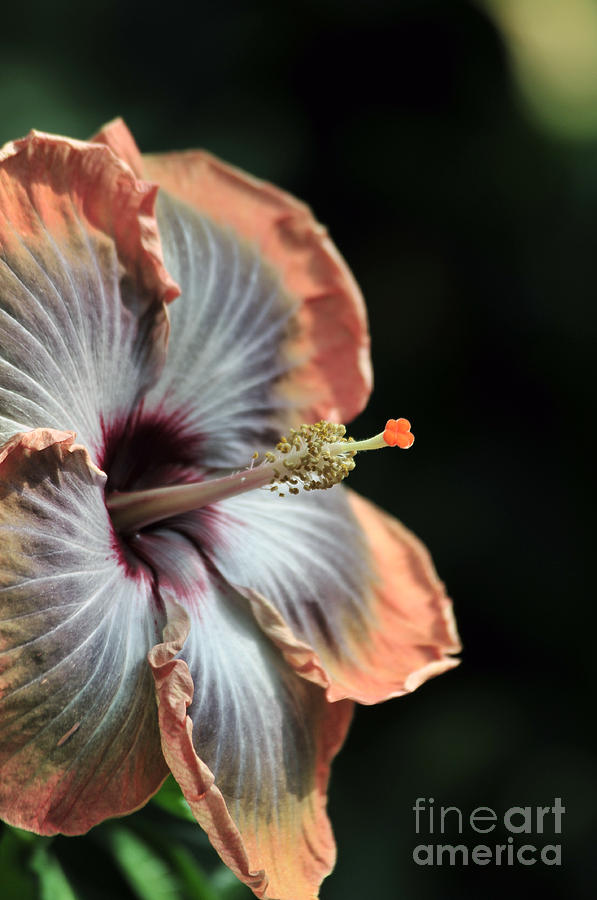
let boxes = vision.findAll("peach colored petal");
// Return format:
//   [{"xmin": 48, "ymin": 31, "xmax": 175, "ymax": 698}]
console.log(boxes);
[
  {"xmin": 150, "ymin": 631, "xmax": 352, "ymax": 899},
  {"xmin": 0, "ymin": 130, "xmax": 179, "ymax": 306},
  {"xmin": 145, "ymin": 538, "xmax": 354, "ymax": 900},
  {"xmin": 335, "ymin": 489, "xmax": 461, "ymax": 703},
  {"xmin": 0, "ymin": 128, "xmax": 184, "ymax": 453},
  {"xmin": 90, "ymin": 117, "xmax": 145, "ymax": 178},
  {"xmin": 0, "ymin": 430, "xmax": 169, "ymax": 834},
  {"xmin": 187, "ymin": 485, "xmax": 459, "ymax": 707},
  {"xmin": 91, "ymin": 119, "xmax": 372, "ymax": 424},
  {"xmin": 148, "ymin": 603, "xmax": 269, "ymax": 897},
  {"xmin": 0, "ymin": 428, "xmax": 104, "ymax": 477}
]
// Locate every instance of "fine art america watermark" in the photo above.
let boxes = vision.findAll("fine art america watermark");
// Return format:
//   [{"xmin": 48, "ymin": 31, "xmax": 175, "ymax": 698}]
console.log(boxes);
[{"xmin": 412, "ymin": 797, "xmax": 565, "ymax": 866}]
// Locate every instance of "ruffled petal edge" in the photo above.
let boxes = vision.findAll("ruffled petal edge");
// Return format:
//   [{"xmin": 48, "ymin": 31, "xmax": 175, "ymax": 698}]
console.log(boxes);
[
  {"xmin": 148, "ymin": 598, "xmax": 354, "ymax": 900},
  {"xmin": 1, "ymin": 128, "xmax": 180, "ymax": 306},
  {"xmin": 91, "ymin": 118, "xmax": 372, "ymax": 424},
  {"xmin": 231, "ymin": 491, "xmax": 460, "ymax": 706}
]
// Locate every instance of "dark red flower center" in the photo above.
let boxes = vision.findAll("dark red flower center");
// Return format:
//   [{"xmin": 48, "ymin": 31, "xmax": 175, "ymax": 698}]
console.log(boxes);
[{"xmin": 100, "ymin": 407, "xmax": 204, "ymax": 495}]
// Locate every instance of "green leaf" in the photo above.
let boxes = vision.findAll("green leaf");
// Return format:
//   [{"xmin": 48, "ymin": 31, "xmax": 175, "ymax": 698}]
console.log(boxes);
[
  {"xmin": 30, "ymin": 843, "xmax": 78, "ymax": 900},
  {"xmin": 107, "ymin": 826, "xmax": 181, "ymax": 900},
  {"xmin": 166, "ymin": 845, "xmax": 221, "ymax": 900},
  {"xmin": 150, "ymin": 777, "xmax": 195, "ymax": 823},
  {"xmin": 210, "ymin": 864, "xmax": 253, "ymax": 899},
  {"xmin": 0, "ymin": 825, "xmax": 38, "ymax": 900}
]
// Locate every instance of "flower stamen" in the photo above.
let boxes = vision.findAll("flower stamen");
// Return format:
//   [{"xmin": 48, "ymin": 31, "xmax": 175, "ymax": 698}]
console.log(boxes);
[{"xmin": 106, "ymin": 418, "xmax": 413, "ymax": 532}]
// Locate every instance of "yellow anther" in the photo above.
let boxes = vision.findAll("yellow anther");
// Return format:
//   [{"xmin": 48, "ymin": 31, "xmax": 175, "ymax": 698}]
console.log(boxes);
[{"xmin": 265, "ymin": 418, "xmax": 414, "ymax": 495}]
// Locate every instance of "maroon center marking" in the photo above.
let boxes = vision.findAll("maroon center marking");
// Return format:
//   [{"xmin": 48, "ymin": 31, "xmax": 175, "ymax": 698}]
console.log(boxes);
[{"xmin": 100, "ymin": 406, "xmax": 232, "ymax": 600}]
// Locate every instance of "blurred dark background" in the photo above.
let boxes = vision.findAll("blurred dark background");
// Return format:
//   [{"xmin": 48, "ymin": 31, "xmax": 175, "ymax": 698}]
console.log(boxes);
[{"xmin": 0, "ymin": 0, "xmax": 595, "ymax": 898}]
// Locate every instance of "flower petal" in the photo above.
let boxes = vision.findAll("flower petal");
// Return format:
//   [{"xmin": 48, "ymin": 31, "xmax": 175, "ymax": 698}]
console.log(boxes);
[
  {"xmin": 141, "ymin": 191, "xmax": 302, "ymax": 468},
  {"xmin": 180, "ymin": 486, "xmax": 460, "ymax": 705},
  {"xmin": 144, "ymin": 529, "xmax": 353, "ymax": 900},
  {"xmin": 92, "ymin": 118, "xmax": 372, "ymax": 425},
  {"xmin": 347, "ymin": 490, "xmax": 461, "ymax": 694},
  {"xmin": 0, "ymin": 430, "xmax": 168, "ymax": 834},
  {"xmin": 0, "ymin": 130, "xmax": 179, "ymax": 454}
]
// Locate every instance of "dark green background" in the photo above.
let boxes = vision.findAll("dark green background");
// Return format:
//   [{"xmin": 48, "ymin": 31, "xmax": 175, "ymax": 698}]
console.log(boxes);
[{"xmin": 0, "ymin": 1, "xmax": 594, "ymax": 898}]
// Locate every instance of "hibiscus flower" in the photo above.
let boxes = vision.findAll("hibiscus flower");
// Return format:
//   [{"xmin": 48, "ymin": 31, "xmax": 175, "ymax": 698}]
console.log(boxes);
[{"xmin": 0, "ymin": 119, "xmax": 459, "ymax": 900}]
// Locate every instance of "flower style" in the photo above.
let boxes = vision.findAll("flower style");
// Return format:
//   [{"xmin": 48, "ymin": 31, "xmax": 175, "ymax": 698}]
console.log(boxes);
[{"xmin": 0, "ymin": 120, "xmax": 460, "ymax": 900}]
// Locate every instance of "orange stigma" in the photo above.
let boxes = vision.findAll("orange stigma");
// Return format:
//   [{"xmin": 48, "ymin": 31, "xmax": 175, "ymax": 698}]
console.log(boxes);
[{"xmin": 383, "ymin": 418, "xmax": 414, "ymax": 449}]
